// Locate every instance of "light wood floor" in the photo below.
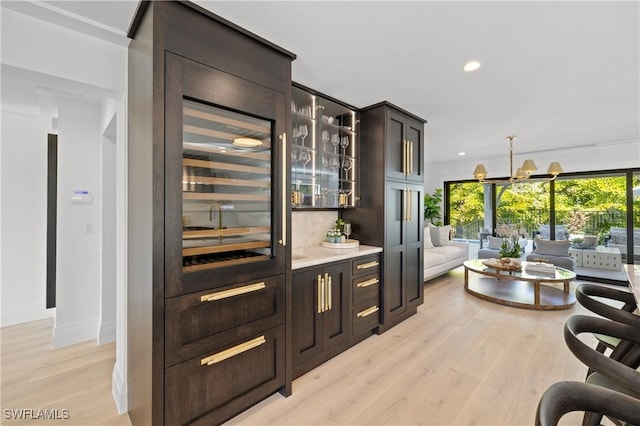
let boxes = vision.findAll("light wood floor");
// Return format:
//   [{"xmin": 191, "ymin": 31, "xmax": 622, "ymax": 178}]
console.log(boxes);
[
  {"xmin": 1, "ymin": 269, "xmax": 614, "ymax": 425},
  {"xmin": 1, "ymin": 319, "xmax": 131, "ymax": 425}
]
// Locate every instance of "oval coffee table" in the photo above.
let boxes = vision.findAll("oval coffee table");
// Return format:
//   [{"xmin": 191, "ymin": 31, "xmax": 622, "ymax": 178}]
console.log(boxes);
[{"xmin": 463, "ymin": 259, "xmax": 577, "ymax": 310}]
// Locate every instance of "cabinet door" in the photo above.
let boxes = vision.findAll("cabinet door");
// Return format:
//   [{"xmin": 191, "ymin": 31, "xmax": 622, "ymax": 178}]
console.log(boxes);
[
  {"xmin": 405, "ymin": 185, "xmax": 424, "ymax": 308},
  {"xmin": 164, "ymin": 53, "xmax": 287, "ymax": 297},
  {"xmin": 292, "ymin": 268, "xmax": 323, "ymax": 368},
  {"xmin": 385, "ymin": 109, "xmax": 409, "ymax": 181},
  {"xmin": 291, "ymin": 86, "xmax": 358, "ymax": 209},
  {"xmin": 165, "ymin": 326, "xmax": 285, "ymax": 426},
  {"xmin": 405, "ymin": 119, "xmax": 424, "ymax": 182},
  {"xmin": 322, "ymin": 262, "xmax": 350, "ymax": 351},
  {"xmin": 384, "ymin": 181, "xmax": 407, "ymax": 320}
]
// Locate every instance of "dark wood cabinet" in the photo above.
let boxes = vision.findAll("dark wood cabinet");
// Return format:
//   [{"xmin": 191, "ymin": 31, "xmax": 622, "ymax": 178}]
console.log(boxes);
[
  {"xmin": 292, "ymin": 262, "xmax": 350, "ymax": 378},
  {"xmin": 343, "ymin": 102, "xmax": 426, "ymax": 332},
  {"xmin": 351, "ymin": 254, "xmax": 381, "ymax": 337},
  {"xmin": 384, "ymin": 108, "xmax": 424, "ymax": 183},
  {"xmin": 127, "ymin": 2, "xmax": 295, "ymax": 425}
]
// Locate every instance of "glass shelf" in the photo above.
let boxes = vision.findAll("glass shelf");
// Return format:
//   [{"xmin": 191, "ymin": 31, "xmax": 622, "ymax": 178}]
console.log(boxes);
[{"xmin": 291, "ymin": 85, "xmax": 358, "ymax": 209}]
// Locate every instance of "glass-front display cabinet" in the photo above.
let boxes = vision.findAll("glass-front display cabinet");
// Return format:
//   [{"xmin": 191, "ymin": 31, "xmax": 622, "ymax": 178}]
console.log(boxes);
[{"xmin": 291, "ymin": 84, "xmax": 358, "ymax": 208}]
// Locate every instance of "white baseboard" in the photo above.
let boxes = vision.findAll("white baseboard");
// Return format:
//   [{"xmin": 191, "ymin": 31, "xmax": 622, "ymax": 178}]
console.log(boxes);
[
  {"xmin": 0, "ymin": 303, "xmax": 55, "ymax": 327},
  {"xmin": 52, "ymin": 318, "xmax": 96, "ymax": 348},
  {"xmin": 98, "ymin": 320, "xmax": 116, "ymax": 345},
  {"xmin": 112, "ymin": 363, "xmax": 128, "ymax": 414}
]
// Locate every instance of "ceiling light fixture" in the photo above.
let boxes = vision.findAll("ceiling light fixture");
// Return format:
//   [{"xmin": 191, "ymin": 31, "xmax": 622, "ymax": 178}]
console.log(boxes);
[
  {"xmin": 472, "ymin": 135, "xmax": 563, "ymax": 184},
  {"xmin": 463, "ymin": 61, "xmax": 481, "ymax": 72},
  {"xmin": 232, "ymin": 137, "xmax": 263, "ymax": 148}
]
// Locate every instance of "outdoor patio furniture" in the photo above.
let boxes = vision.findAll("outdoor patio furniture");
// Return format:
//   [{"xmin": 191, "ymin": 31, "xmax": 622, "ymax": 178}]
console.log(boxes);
[{"xmin": 526, "ymin": 238, "xmax": 574, "ymax": 270}]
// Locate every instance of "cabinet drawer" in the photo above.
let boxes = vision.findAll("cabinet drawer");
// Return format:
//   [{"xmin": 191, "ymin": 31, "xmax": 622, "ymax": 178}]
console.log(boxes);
[
  {"xmin": 352, "ymin": 254, "xmax": 381, "ymax": 276},
  {"xmin": 352, "ymin": 302, "xmax": 380, "ymax": 336},
  {"xmin": 352, "ymin": 273, "xmax": 380, "ymax": 306},
  {"xmin": 165, "ymin": 325, "xmax": 285, "ymax": 425},
  {"xmin": 165, "ymin": 275, "xmax": 285, "ymax": 366}
]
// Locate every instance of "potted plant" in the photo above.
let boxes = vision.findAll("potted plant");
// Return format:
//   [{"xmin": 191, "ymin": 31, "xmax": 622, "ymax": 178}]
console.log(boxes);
[
  {"xmin": 424, "ymin": 188, "xmax": 443, "ymax": 225},
  {"xmin": 499, "ymin": 240, "xmax": 521, "ymax": 259}
]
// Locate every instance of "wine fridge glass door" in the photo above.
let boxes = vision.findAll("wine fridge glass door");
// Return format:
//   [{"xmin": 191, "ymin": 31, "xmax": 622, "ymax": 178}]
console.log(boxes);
[{"xmin": 181, "ymin": 100, "xmax": 273, "ymax": 273}]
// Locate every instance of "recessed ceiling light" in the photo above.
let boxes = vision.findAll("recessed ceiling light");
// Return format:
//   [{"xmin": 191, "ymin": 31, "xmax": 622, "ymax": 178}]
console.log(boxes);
[
  {"xmin": 232, "ymin": 137, "xmax": 263, "ymax": 147},
  {"xmin": 458, "ymin": 152, "xmax": 466, "ymax": 156},
  {"xmin": 463, "ymin": 61, "xmax": 481, "ymax": 72}
]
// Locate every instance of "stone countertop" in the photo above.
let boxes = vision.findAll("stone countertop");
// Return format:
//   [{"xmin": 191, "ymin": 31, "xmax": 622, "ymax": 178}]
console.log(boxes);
[{"xmin": 292, "ymin": 244, "xmax": 382, "ymax": 270}]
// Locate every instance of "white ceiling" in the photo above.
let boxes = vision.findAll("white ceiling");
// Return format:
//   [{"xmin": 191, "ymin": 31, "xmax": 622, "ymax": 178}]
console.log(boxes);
[{"xmin": 6, "ymin": 0, "xmax": 640, "ymax": 165}]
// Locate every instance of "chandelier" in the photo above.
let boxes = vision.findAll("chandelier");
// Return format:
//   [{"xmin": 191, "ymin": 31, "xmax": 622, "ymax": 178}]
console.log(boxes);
[{"xmin": 472, "ymin": 135, "xmax": 563, "ymax": 184}]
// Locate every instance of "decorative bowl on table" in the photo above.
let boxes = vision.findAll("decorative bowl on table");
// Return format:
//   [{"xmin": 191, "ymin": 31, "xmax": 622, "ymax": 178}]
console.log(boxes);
[
  {"xmin": 482, "ymin": 258, "xmax": 522, "ymax": 271},
  {"xmin": 321, "ymin": 239, "xmax": 359, "ymax": 249}
]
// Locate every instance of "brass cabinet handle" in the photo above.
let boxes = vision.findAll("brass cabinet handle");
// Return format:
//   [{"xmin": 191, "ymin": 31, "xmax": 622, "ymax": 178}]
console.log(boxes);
[
  {"xmin": 356, "ymin": 278, "xmax": 379, "ymax": 288},
  {"xmin": 200, "ymin": 282, "xmax": 265, "ymax": 302},
  {"xmin": 409, "ymin": 141, "xmax": 414, "ymax": 175},
  {"xmin": 402, "ymin": 139, "xmax": 407, "ymax": 176},
  {"xmin": 200, "ymin": 335, "xmax": 265, "ymax": 366},
  {"xmin": 317, "ymin": 274, "xmax": 324, "ymax": 313},
  {"xmin": 357, "ymin": 261, "xmax": 379, "ymax": 270},
  {"xmin": 408, "ymin": 189, "xmax": 412, "ymax": 222},
  {"xmin": 403, "ymin": 188, "xmax": 408, "ymax": 222},
  {"xmin": 279, "ymin": 133, "xmax": 287, "ymax": 246},
  {"xmin": 357, "ymin": 306, "xmax": 379, "ymax": 318},
  {"xmin": 326, "ymin": 273, "xmax": 332, "ymax": 311}
]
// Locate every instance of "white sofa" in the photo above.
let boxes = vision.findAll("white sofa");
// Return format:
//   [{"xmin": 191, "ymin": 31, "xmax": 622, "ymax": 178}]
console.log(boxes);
[
  {"xmin": 424, "ymin": 241, "xmax": 469, "ymax": 281},
  {"xmin": 423, "ymin": 225, "xmax": 469, "ymax": 281}
]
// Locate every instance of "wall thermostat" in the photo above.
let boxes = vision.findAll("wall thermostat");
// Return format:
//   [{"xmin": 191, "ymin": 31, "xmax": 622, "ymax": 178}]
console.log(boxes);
[{"xmin": 70, "ymin": 190, "xmax": 93, "ymax": 204}]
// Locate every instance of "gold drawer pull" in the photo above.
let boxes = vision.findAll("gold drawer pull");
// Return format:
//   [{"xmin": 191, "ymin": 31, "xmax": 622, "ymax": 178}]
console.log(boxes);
[
  {"xmin": 357, "ymin": 261, "xmax": 379, "ymax": 270},
  {"xmin": 200, "ymin": 335, "xmax": 266, "ymax": 366},
  {"xmin": 357, "ymin": 278, "xmax": 379, "ymax": 288},
  {"xmin": 357, "ymin": 306, "xmax": 379, "ymax": 318},
  {"xmin": 200, "ymin": 282, "xmax": 266, "ymax": 302}
]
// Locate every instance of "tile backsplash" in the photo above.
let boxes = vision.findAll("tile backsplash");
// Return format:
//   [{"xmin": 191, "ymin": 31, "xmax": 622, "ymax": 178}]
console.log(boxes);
[{"xmin": 292, "ymin": 210, "xmax": 338, "ymax": 250}]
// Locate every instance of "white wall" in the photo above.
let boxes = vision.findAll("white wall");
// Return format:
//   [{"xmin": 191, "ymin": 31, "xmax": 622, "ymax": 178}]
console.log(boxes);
[
  {"xmin": 100, "ymin": 116, "xmax": 117, "ymax": 345},
  {"xmin": 0, "ymin": 111, "xmax": 51, "ymax": 326},
  {"xmin": 53, "ymin": 99, "xmax": 102, "ymax": 348}
]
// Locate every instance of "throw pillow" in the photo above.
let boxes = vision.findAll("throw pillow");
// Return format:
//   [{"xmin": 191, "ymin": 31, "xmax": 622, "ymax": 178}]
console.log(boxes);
[
  {"xmin": 487, "ymin": 235, "xmax": 503, "ymax": 250},
  {"xmin": 428, "ymin": 224, "xmax": 452, "ymax": 247},
  {"xmin": 439, "ymin": 225, "xmax": 451, "ymax": 245},
  {"xmin": 429, "ymin": 225, "xmax": 443, "ymax": 247},
  {"xmin": 424, "ymin": 227, "xmax": 434, "ymax": 249},
  {"xmin": 534, "ymin": 238, "xmax": 570, "ymax": 256}
]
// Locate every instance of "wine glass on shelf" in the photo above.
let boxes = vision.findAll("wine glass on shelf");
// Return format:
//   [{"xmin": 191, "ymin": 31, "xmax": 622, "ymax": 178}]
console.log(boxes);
[
  {"xmin": 299, "ymin": 125, "xmax": 308, "ymax": 146},
  {"xmin": 321, "ymin": 130, "xmax": 329, "ymax": 147},
  {"xmin": 329, "ymin": 156, "xmax": 340, "ymax": 171},
  {"xmin": 330, "ymin": 134, "xmax": 339, "ymax": 153},
  {"xmin": 343, "ymin": 223, "xmax": 352, "ymax": 241},
  {"xmin": 340, "ymin": 136, "xmax": 349, "ymax": 154},
  {"xmin": 299, "ymin": 149, "xmax": 311, "ymax": 172},
  {"xmin": 321, "ymin": 155, "xmax": 329, "ymax": 177},
  {"xmin": 342, "ymin": 157, "xmax": 352, "ymax": 179},
  {"xmin": 321, "ymin": 186, "xmax": 330, "ymax": 207}
]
